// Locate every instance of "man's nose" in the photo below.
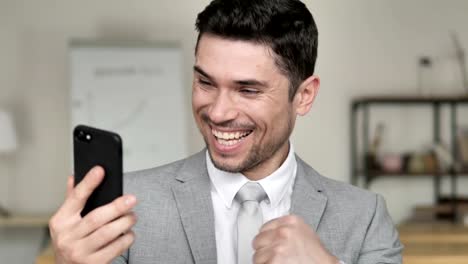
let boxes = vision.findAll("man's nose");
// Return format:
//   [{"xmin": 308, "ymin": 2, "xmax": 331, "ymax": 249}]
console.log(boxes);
[{"xmin": 208, "ymin": 91, "xmax": 238, "ymax": 124}]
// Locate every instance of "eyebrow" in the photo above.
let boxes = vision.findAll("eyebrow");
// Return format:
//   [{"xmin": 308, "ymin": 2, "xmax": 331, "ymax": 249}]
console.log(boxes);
[
  {"xmin": 194, "ymin": 65, "xmax": 268, "ymax": 88},
  {"xmin": 235, "ymin": 79, "xmax": 267, "ymax": 87},
  {"xmin": 193, "ymin": 66, "xmax": 213, "ymax": 80}
]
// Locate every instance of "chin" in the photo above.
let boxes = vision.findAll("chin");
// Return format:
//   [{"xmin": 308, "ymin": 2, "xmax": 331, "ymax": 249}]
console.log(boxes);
[{"xmin": 208, "ymin": 148, "xmax": 244, "ymax": 172}]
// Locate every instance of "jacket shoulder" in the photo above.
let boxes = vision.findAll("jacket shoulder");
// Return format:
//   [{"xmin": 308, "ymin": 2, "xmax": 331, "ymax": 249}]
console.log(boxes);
[
  {"xmin": 321, "ymin": 175, "xmax": 377, "ymax": 203},
  {"xmin": 298, "ymin": 157, "xmax": 378, "ymax": 208},
  {"xmin": 123, "ymin": 150, "xmax": 205, "ymax": 190}
]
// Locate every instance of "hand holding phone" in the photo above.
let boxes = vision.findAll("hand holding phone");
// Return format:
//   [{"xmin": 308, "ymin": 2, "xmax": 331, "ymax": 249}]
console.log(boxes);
[{"xmin": 48, "ymin": 125, "xmax": 137, "ymax": 263}]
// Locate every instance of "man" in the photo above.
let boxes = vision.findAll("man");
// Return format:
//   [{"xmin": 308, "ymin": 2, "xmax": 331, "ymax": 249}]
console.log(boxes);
[{"xmin": 49, "ymin": 0, "xmax": 403, "ymax": 263}]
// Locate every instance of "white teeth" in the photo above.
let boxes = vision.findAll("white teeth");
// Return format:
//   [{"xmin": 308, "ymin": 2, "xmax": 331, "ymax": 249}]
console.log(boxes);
[
  {"xmin": 211, "ymin": 128, "xmax": 251, "ymax": 147},
  {"xmin": 211, "ymin": 129, "xmax": 251, "ymax": 140},
  {"xmin": 217, "ymin": 138, "xmax": 240, "ymax": 146}
]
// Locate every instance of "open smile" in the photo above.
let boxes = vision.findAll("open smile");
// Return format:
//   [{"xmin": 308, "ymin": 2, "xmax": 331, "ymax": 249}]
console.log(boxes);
[{"xmin": 211, "ymin": 128, "xmax": 253, "ymax": 147}]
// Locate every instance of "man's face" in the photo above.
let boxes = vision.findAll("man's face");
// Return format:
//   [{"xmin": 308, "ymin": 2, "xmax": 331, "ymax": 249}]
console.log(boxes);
[{"xmin": 192, "ymin": 34, "xmax": 298, "ymax": 179}]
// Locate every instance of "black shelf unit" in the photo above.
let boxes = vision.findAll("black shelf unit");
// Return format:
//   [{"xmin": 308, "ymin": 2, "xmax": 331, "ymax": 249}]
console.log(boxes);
[{"xmin": 350, "ymin": 95, "xmax": 468, "ymax": 221}]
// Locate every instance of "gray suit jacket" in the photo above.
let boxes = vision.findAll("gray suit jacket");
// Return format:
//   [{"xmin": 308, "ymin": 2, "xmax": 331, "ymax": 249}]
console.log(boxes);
[{"xmin": 113, "ymin": 150, "xmax": 402, "ymax": 264}]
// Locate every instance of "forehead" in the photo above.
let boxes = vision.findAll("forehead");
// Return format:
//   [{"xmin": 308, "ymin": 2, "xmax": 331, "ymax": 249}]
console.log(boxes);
[{"xmin": 195, "ymin": 34, "xmax": 283, "ymax": 80}]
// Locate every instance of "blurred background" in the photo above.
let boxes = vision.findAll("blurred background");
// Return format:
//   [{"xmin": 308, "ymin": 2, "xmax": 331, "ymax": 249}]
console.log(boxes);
[{"xmin": 1, "ymin": 0, "xmax": 468, "ymax": 263}]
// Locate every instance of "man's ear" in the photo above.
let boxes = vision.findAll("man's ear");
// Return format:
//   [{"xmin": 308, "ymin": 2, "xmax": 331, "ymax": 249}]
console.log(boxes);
[{"xmin": 293, "ymin": 75, "xmax": 320, "ymax": 116}]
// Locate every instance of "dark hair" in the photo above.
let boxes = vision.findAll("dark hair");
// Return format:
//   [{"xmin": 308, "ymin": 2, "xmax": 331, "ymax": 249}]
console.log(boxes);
[{"xmin": 195, "ymin": 0, "xmax": 318, "ymax": 100}]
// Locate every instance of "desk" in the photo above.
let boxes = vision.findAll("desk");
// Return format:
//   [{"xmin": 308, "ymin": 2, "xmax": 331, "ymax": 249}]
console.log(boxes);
[
  {"xmin": 398, "ymin": 221, "xmax": 468, "ymax": 264},
  {"xmin": 36, "ymin": 245, "xmax": 55, "ymax": 264},
  {"xmin": 0, "ymin": 214, "xmax": 52, "ymax": 263}
]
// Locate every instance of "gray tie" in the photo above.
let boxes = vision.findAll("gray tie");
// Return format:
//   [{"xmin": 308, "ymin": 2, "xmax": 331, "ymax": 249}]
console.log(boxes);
[{"xmin": 235, "ymin": 182, "xmax": 267, "ymax": 264}]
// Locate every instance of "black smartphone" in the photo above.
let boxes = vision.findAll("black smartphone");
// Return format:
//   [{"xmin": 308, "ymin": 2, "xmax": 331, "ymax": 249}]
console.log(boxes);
[{"xmin": 73, "ymin": 125, "xmax": 123, "ymax": 217}]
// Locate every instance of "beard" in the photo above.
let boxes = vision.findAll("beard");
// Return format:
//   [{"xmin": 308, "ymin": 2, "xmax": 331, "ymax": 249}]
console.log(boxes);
[
  {"xmin": 201, "ymin": 110, "xmax": 294, "ymax": 174},
  {"xmin": 206, "ymin": 138, "xmax": 286, "ymax": 173}
]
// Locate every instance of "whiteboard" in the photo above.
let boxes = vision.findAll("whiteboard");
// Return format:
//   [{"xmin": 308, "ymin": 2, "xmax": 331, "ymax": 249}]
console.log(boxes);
[{"xmin": 69, "ymin": 42, "xmax": 188, "ymax": 172}]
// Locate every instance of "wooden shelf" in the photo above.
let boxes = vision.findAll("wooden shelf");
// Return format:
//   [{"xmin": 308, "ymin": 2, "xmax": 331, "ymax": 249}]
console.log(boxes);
[
  {"xmin": 357, "ymin": 170, "xmax": 468, "ymax": 178},
  {"xmin": 353, "ymin": 94, "xmax": 468, "ymax": 105},
  {"xmin": 350, "ymin": 94, "xmax": 468, "ymax": 221},
  {"xmin": 368, "ymin": 171, "xmax": 441, "ymax": 177},
  {"xmin": 0, "ymin": 214, "xmax": 51, "ymax": 228},
  {"xmin": 409, "ymin": 203, "xmax": 468, "ymax": 221}
]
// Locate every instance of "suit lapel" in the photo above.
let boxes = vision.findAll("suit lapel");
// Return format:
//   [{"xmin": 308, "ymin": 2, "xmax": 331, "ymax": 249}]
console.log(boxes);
[
  {"xmin": 171, "ymin": 151, "xmax": 217, "ymax": 264},
  {"xmin": 290, "ymin": 156, "xmax": 328, "ymax": 231}
]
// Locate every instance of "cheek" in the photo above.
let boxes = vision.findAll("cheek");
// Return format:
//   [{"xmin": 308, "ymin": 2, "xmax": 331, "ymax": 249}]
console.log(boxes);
[
  {"xmin": 249, "ymin": 101, "xmax": 291, "ymax": 127},
  {"xmin": 191, "ymin": 91, "xmax": 205, "ymax": 125},
  {"xmin": 192, "ymin": 88, "xmax": 208, "ymax": 112}
]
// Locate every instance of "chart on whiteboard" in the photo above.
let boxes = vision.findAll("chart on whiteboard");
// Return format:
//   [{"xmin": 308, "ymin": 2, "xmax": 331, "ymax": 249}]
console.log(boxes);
[{"xmin": 70, "ymin": 44, "xmax": 188, "ymax": 172}]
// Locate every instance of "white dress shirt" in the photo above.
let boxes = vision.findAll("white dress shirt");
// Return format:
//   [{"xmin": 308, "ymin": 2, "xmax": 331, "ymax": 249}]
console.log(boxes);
[{"xmin": 206, "ymin": 144, "xmax": 297, "ymax": 264}]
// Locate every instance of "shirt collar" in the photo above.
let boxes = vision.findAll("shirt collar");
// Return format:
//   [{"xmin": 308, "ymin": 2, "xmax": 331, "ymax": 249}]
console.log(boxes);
[{"xmin": 206, "ymin": 143, "xmax": 297, "ymax": 209}]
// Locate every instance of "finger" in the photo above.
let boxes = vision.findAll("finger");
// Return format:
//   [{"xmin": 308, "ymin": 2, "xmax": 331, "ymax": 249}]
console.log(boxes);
[
  {"xmin": 62, "ymin": 166, "xmax": 105, "ymax": 215},
  {"xmin": 253, "ymin": 228, "xmax": 277, "ymax": 250},
  {"xmin": 90, "ymin": 231, "xmax": 135, "ymax": 263},
  {"xmin": 259, "ymin": 215, "xmax": 301, "ymax": 233},
  {"xmin": 259, "ymin": 216, "xmax": 286, "ymax": 233},
  {"xmin": 84, "ymin": 212, "xmax": 137, "ymax": 252},
  {"xmin": 253, "ymin": 241, "xmax": 281, "ymax": 264},
  {"xmin": 66, "ymin": 175, "xmax": 74, "ymax": 197},
  {"xmin": 75, "ymin": 195, "xmax": 137, "ymax": 238},
  {"xmin": 253, "ymin": 246, "xmax": 269, "ymax": 264}
]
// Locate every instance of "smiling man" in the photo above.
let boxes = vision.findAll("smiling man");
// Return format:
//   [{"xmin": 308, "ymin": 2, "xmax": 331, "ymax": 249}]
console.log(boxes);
[{"xmin": 49, "ymin": 0, "xmax": 402, "ymax": 263}]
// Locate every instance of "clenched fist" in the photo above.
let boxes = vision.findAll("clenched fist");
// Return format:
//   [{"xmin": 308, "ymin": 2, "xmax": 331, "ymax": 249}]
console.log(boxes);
[{"xmin": 253, "ymin": 215, "xmax": 339, "ymax": 264}]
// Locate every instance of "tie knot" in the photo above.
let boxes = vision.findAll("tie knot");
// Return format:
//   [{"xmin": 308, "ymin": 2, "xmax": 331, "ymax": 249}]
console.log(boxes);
[{"xmin": 235, "ymin": 182, "xmax": 267, "ymax": 204}]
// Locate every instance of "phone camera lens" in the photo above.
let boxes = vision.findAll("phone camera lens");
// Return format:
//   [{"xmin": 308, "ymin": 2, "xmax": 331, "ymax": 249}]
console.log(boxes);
[
  {"xmin": 76, "ymin": 130, "xmax": 85, "ymax": 140},
  {"xmin": 75, "ymin": 130, "xmax": 91, "ymax": 143}
]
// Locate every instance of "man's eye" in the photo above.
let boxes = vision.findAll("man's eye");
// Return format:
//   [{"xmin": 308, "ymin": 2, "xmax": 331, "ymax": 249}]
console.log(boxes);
[
  {"xmin": 240, "ymin": 88, "xmax": 260, "ymax": 95},
  {"xmin": 198, "ymin": 79, "xmax": 212, "ymax": 86}
]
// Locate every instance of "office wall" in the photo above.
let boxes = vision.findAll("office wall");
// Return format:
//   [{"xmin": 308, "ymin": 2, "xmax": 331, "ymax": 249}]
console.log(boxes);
[{"xmin": 1, "ymin": 0, "xmax": 468, "ymax": 262}]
